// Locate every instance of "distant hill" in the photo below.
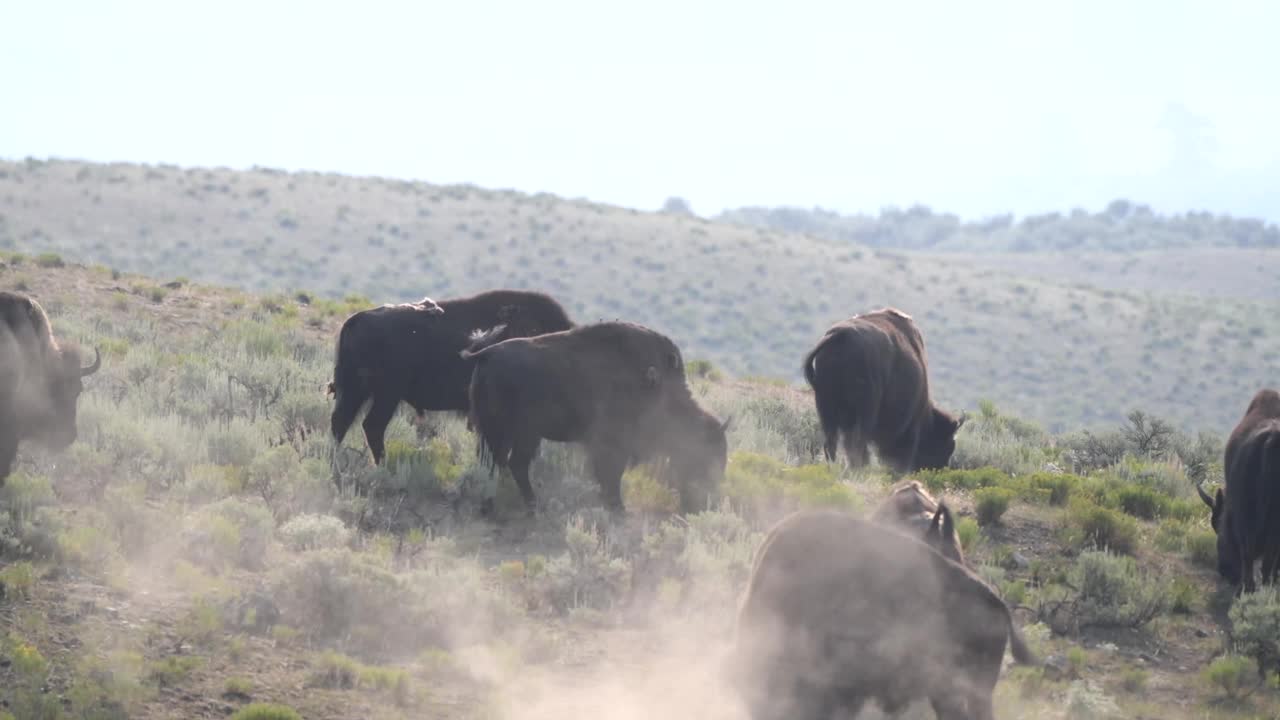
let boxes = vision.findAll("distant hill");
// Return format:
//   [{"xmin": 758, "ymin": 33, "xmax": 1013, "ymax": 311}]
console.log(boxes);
[
  {"xmin": 715, "ymin": 201, "xmax": 1280, "ymax": 253},
  {"xmin": 2, "ymin": 157, "xmax": 1278, "ymax": 433}
]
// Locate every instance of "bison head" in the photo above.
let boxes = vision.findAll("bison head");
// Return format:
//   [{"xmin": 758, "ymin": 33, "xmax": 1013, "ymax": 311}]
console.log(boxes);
[
  {"xmin": 914, "ymin": 408, "xmax": 966, "ymax": 471},
  {"xmin": 667, "ymin": 414, "xmax": 731, "ymax": 513},
  {"xmin": 1198, "ymin": 483, "xmax": 1241, "ymax": 586},
  {"xmin": 33, "ymin": 344, "xmax": 101, "ymax": 450}
]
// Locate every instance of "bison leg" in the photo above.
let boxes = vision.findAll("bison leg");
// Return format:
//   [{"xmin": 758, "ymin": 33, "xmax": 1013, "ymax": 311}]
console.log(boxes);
[
  {"xmin": 0, "ymin": 432, "xmax": 16, "ymax": 486},
  {"xmin": 1261, "ymin": 544, "xmax": 1280, "ymax": 586},
  {"xmin": 508, "ymin": 436, "xmax": 542, "ymax": 515},
  {"xmin": 589, "ymin": 447, "xmax": 626, "ymax": 514},
  {"xmin": 841, "ymin": 430, "xmax": 870, "ymax": 469},
  {"xmin": 361, "ymin": 393, "xmax": 400, "ymax": 465}
]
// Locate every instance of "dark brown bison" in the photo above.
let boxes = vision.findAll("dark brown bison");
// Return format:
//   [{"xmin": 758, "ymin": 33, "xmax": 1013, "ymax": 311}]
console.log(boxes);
[
  {"xmin": 873, "ymin": 479, "xmax": 965, "ymax": 565},
  {"xmin": 729, "ymin": 509, "xmax": 1035, "ymax": 720},
  {"xmin": 463, "ymin": 321, "xmax": 728, "ymax": 514},
  {"xmin": 328, "ymin": 290, "xmax": 573, "ymax": 464},
  {"xmin": 803, "ymin": 307, "xmax": 965, "ymax": 473},
  {"xmin": 0, "ymin": 291, "xmax": 101, "ymax": 484},
  {"xmin": 1198, "ymin": 388, "xmax": 1280, "ymax": 594}
]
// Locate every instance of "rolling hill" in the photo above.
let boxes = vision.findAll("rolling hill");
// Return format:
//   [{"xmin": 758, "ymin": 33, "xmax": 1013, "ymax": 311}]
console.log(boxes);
[{"xmin": 2, "ymin": 157, "xmax": 1278, "ymax": 433}]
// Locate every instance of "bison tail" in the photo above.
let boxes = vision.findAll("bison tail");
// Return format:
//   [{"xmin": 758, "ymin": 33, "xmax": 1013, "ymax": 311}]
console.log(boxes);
[
  {"xmin": 466, "ymin": 358, "xmax": 508, "ymax": 473},
  {"xmin": 330, "ymin": 321, "xmax": 373, "ymax": 444}
]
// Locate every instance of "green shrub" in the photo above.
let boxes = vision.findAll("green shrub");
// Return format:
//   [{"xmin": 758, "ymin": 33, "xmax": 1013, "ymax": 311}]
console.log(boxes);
[
  {"xmin": 279, "ymin": 513, "xmax": 351, "ymax": 552},
  {"xmin": 229, "ymin": 704, "xmax": 302, "ymax": 720},
  {"xmin": 723, "ymin": 452, "xmax": 858, "ymax": 517},
  {"xmin": 975, "ymin": 487, "xmax": 1013, "ymax": 526},
  {"xmin": 1120, "ymin": 668, "xmax": 1149, "ymax": 693},
  {"xmin": 147, "ymin": 656, "xmax": 203, "ymax": 687},
  {"xmin": 223, "ymin": 677, "xmax": 253, "ymax": 697},
  {"xmin": 309, "ymin": 651, "xmax": 360, "ymax": 689},
  {"xmin": 915, "ymin": 466, "xmax": 1008, "ymax": 494},
  {"xmin": 1153, "ymin": 520, "xmax": 1188, "ymax": 553},
  {"xmin": 1228, "ymin": 588, "xmax": 1280, "ymax": 681},
  {"xmin": 1057, "ymin": 550, "xmax": 1168, "ymax": 630},
  {"xmin": 685, "ymin": 359, "xmax": 721, "ymax": 381},
  {"xmin": 1185, "ymin": 529, "xmax": 1218, "ymax": 568},
  {"xmin": 1028, "ymin": 472, "xmax": 1074, "ymax": 506},
  {"xmin": 1113, "ymin": 484, "xmax": 1163, "ymax": 520},
  {"xmin": 955, "ymin": 517, "xmax": 982, "ymax": 554},
  {"xmin": 1169, "ymin": 577, "xmax": 1196, "ymax": 615},
  {"xmin": 1203, "ymin": 655, "xmax": 1255, "ymax": 699},
  {"xmin": 182, "ymin": 497, "xmax": 275, "ymax": 571},
  {"xmin": 622, "ymin": 465, "xmax": 679, "ymax": 514},
  {"xmin": 1064, "ymin": 500, "xmax": 1139, "ymax": 555},
  {"xmin": 0, "ymin": 561, "xmax": 36, "ymax": 600},
  {"xmin": 35, "ymin": 252, "xmax": 64, "ymax": 268}
]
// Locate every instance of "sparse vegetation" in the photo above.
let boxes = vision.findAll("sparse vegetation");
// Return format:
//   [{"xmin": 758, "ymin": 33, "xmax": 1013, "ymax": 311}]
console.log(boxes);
[{"xmin": 0, "ymin": 211, "xmax": 1276, "ymax": 719}]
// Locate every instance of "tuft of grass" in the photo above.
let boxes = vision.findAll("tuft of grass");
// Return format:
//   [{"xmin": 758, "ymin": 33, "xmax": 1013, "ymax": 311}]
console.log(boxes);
[
  {"xmin": 35, "ymin": 252, "xmax": 65, "ymax": 268},
  {"xmin": 0, "ymin": 561, "xmax": 36, "ymax": 601},
  {"xmin": 229, "ymin": 704, "xmax": 302, "ymax": 720},
  {"xmin": 147, "ymin": 656, "xmax": 204, "ymax": 687},
  {"xmin": 955, "ymin": 516, "xmax": 982, "ymax": 554},
  {"xmin": 223, "ymin": 676, "xmax": 254, "ymax": 698},
  {"xmin": 1120, "ymin": 668, "xmax": 1149, "ymax": 694},
  {"xmin": 975, "ymin": 487, "xmax": 1013, "ymax": 526}
]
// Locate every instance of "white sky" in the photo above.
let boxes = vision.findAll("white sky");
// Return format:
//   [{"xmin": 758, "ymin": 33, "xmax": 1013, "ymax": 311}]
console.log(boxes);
[{"xmin": 3, "ymin": 0, "xmax": 1278, "ymax": 222}]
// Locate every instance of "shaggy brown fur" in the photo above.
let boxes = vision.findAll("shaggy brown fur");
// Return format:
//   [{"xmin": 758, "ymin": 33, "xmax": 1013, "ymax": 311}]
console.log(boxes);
[
  {"xmin": 1199, "ymin": 388, "xmax": 1280, "ymax": 594},
  {"xmin": 0, "ymin": 291, "xmax": 101, "ymax": 483},
  {"xmin": 872, "ymin": 480, "xmax": 965, "ymax": 565},
  {"xmin": 803, "ymin": 307, "xmax": 964, "ymax": 473},
  {"xmin": 729, "ymin": 509, "xmax": 1035, "ymax": 720},
  {"xmin": 328, "ymin": 290, "xmax": 573, "ymax": 464},
  {"xmin": 464, "ymin": 321, "xmax": 727, "ymax": 514}
]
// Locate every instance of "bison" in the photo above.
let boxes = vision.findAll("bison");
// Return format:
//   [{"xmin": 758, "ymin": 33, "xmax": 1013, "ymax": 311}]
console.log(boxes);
[
  {"xmin": 328, "ymin": 290, "xmax": 573, "ymax": 464},
  {"xmin": 729, "ymin": 509, "xmax": 1035, "ymax": 720},
  {"xmin": 464, "ymin": 321, "xmax": 728, "ymax": 514},
  {"xmin": 1198, "ymin": 388, "xmax": 1280, "ymax": 594},
  {"xmin": 803, "ymin": 307, "xmax": 965, "ymax": 474},
  {"xmin": 873, "ymin": 479, "xmax": 965, "ymax": 565},
  {"xmin": 0, "ymin": 291, "xmax": 101, "ymax": 484}
]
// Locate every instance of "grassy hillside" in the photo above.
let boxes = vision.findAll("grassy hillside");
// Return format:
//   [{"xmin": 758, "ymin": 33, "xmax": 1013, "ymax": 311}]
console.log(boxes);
[
  {"xmin": 944, "ymin": 248, "xmax": 1280, "ymax": 301},
  {"xmin": 2, "ymin": 158, "xmax": 1279, "ymax": 433},
  {"xmin": 2, "ymin": 264, "xmax": 1280, "ymax": 720}
]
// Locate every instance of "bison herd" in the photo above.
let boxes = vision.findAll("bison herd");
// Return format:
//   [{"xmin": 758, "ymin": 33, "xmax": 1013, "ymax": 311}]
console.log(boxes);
[{"xmin": 4, "ymin": 285, "xmax": 1279, "ymax": 719}]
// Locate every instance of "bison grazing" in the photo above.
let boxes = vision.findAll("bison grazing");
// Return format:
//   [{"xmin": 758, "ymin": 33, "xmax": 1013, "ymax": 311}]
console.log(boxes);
[
  {"xmin": 1199, "ymin": 388, "xmax": 1280, "ymax": 594},
  {"xmin": 803, "ymin": 307, "xmax": 965, "ymax": 474},
  {"xmin": 873, "ymin": 479, "xmax": 965, "ymax": 565},
  {"xmin": 464, "ymin": 321, "xmax": 729, "ymax": 514},
  {"xmin": 0, "ymin": 292, "xmax": 102, "ymax": 484},
  {"xmin": 729, "ymin": 509, "xmax": 1035, "ymax": 720},
  {"xmin": 328, "ymin": 290, "xmax": 573, "ymax": 464}
]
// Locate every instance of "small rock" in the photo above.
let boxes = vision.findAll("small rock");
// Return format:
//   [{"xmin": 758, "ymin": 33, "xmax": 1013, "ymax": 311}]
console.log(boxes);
[
  {"xmin": 1009, "ymin": 552, "xmax": 1031, "ymax": 569},
  {"xmin": 1139, "ymin": 653, "xmax": 1158, "ymax": 664},
  {"xmin": 1043, "ymin": 654, "xmax": 1070, "ymax": 679},
  {"xmin": 1195, "ymin": 628, "xmax": 1210, "ymax": 638}
]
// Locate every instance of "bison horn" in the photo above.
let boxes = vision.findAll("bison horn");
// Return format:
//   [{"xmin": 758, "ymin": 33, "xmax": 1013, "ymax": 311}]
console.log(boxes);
[
  {"xmin": 80, "ymin": 346, "xmax": 102, "ymax": 377},
  {"xmin": 1196, "ymin": 482, "xmax": 1215, "ymax": 509},
  {"xmin": 956, "ymin": 411, "xmax": 969, "ymax": 430},
  {"xmin": 720, "ymin": 415, "xmax": 735, "ymax": 434}
]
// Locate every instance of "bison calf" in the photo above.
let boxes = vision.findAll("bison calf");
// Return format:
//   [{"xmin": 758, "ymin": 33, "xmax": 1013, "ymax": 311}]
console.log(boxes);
[
  {"xmin": 729, "ymin": 509, "xmax": 1035, "ymax": 720},
  {"xmin": 464, "ymin": 321, "xmax": 728, "ymax": 514}
]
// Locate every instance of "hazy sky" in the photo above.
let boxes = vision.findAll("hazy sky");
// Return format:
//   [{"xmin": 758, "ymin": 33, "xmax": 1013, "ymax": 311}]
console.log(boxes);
[{"xmin": 3, "ymin": 0, "xmax": 1278, "ymax": 222}]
